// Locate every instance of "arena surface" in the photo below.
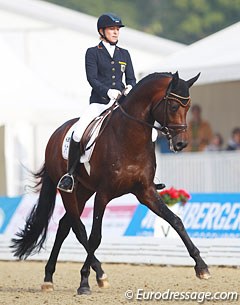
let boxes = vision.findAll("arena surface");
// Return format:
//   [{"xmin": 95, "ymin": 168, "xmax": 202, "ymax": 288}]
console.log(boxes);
[{"xmin": 0, "ymin": 261, "xmax": 239, "ymax": 305}]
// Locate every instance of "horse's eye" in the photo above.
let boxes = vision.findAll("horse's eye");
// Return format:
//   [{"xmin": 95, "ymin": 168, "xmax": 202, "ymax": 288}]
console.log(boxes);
[{"xmin": 170, "ymin": 102, "xmax": 180, "ymax": 112}]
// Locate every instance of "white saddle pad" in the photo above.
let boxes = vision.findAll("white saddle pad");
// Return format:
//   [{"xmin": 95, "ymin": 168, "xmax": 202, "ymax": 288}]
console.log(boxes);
[{"xmin": 62, "ymin": 117, "xmax": 105, "ymax": 163}]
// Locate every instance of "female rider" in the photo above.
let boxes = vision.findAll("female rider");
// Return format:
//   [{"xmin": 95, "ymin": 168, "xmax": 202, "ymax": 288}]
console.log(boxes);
[{"xmin": 57, "ymin": 13, "xmax": 136, "ymax": 192}]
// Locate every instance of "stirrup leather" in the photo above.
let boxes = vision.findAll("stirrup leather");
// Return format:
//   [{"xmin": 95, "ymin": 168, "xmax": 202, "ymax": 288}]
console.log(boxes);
[{"xmin": 57, "ymin": 173, "xmax": 74, "ymax": 193}]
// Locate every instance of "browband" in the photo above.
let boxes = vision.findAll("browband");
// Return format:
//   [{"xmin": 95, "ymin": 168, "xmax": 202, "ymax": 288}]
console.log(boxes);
[{"xmin": 168, "ymin": 92, "xmax": 191, "ymax": 107}]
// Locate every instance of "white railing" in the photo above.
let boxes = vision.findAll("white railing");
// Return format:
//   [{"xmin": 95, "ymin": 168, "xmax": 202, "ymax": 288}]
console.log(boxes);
[
  {"xmin": 1, "ymin": 236, "xmax": 240, "ymax": 266},
  {"xmin": 6, "ymin": 137, "xmax": 240, "ymax": 196},
  {"xmin": 155, "ymin": 151, "xmax": 240, "ymax": 193}
]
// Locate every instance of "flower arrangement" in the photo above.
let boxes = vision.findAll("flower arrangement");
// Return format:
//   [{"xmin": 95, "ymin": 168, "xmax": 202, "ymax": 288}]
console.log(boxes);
[{"xmin": 159, "ymin": 187, "xmax": 191, "ymax": 206}]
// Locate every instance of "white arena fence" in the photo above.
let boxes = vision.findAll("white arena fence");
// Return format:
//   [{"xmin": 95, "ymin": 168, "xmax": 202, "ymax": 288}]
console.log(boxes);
[
  {"xmin": 155, "ymin": 151, "xmax": 240, "ymax": 193},
  {"xmin": 6, "ymin": 148, "xmax": 240, "ymax": 196}
]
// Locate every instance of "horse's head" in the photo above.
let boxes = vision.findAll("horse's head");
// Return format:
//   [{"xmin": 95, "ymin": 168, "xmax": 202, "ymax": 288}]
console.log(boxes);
[{"xmin": 152, "ymin": 71, "xmax": 200, "ymax": 152}]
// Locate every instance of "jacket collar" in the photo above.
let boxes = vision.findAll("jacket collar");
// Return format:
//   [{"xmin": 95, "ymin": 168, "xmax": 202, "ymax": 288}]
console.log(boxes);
[{"xmin": 98, "ymin": 41, "xmax": 120, "ymax": 58}]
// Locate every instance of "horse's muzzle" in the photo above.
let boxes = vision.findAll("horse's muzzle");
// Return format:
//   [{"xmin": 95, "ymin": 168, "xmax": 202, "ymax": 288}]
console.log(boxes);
[{"xmin": 174, "ymin": 140, "xmax": 188, "ymax": 151}]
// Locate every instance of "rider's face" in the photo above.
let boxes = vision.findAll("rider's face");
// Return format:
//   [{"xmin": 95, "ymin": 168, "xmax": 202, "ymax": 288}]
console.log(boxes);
[{"xmin": 101, "ymin": 26, "xmax": 120, "ymax": 43}]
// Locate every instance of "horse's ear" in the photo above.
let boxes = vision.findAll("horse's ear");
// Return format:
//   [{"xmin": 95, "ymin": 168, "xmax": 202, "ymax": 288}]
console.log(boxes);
[
  {"xmin": 171, "ymin": 71, "xmax": 179, "ymax": 88},
  {"xmin": 187, "ymin": 72, "xmax": 201, "ymax": 88}
]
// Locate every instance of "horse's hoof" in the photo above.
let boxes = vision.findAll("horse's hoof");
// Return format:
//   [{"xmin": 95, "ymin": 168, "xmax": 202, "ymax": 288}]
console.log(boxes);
[
  {"xmin": 77, "ymin": 287, "xmax": 91, "ymax": 295},
  {"xmin": 195, "ymin": 268, "xmax": 211, "ymax": 280},
  {"xmin": 41, "ymin": 282, "xmax": 54, "ymax": 292},
  {"xmin": 198, "ymin": 271, "xmax": 211, "ymax": 280},
  {"xmin": 97, "ymin": 273, "xmax": 110, "ymax": 288}
]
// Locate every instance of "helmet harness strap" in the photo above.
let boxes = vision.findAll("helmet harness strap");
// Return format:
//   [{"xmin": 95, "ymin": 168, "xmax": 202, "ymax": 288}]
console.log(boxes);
[{"xmin": 100, "ymin": 28, "xmax": 118, "ymax": 45}]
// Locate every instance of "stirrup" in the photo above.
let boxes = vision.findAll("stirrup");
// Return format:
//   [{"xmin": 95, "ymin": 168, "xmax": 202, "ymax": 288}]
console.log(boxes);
[{"xmin": 57, "ymin": 173, "xmax": 74, "ymax": 193}]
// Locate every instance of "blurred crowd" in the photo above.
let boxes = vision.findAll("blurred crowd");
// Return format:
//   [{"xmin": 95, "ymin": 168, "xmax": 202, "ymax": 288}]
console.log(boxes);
[{"xmin": 157, "ymin": 104, "xmax": 240, "ymax": 153}]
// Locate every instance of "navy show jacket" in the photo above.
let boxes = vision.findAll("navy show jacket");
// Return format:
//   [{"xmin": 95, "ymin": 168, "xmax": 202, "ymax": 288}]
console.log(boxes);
[{"xmin": 85, "ymin": 41, "xmax": 136, "ymax": 104}]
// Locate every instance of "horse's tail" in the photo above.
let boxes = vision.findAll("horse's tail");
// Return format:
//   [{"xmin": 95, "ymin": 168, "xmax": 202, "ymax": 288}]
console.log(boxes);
[{"xmin": 11, "ymin": 164, "xmax": 57, "ymax": 259}]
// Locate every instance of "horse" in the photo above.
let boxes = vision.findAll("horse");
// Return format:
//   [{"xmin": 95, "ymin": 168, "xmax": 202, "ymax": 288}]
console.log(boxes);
[{"xmin": 11, "ymin": 71, "xmax": 210, "ymax": 295}]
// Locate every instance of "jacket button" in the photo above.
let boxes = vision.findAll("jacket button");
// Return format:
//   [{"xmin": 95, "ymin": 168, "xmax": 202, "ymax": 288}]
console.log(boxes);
[
  {"xmin": 112, "ymin": 68, "xmax": 115, "ymax": 71},
  {"xmin": 112, "ymin": 75, "xmax": 115, "ymax": 79},
  {"xmin": 112, "ymin": 82, "xmax": 116, "ymax": 86},
  {"xmin": 111, "ymin": 61, "xmax": 115, "ymax": 64}
]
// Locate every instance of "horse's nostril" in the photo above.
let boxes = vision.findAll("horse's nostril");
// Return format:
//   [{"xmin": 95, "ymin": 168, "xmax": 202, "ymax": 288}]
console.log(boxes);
[{"xmin": 176, "ymin": 141, "xmax": 187, "ymax": 151}]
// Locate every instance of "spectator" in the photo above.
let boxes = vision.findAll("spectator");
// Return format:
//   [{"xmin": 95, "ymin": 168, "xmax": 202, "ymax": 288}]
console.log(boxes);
[
  {"xmin": 205, "ymin": 133, "xmax": 223, "ymax": 151},
  {"xmin": 185, "ymin": 104, "xmax": 213, "ymax": 152},
  {"xmin": 226, "ymin": 127, "xmax": 240, "ymax": 151}
]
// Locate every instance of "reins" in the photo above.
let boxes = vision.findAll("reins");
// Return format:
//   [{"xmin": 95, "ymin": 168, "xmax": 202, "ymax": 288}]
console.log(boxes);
[
  {"xmin": 117, "ymin": 85, "xmax": 190, "ymax": 142},
  {"xmin": 85, "ymin": 82, "xmax": 191, "ymax": 152}
]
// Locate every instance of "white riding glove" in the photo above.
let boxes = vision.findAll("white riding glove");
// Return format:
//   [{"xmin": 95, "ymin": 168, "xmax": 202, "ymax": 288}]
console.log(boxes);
[
  {"xmin": 124, "ymin": 85, "xmax": 132, "ymax": 96},
  {"xmin": 107, "ymin": 89, "xmax": 121, "ymax": 100}
]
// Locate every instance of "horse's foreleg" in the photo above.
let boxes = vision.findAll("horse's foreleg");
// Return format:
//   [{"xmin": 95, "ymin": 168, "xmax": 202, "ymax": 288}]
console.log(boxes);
[
  {"xmin": 137, "ymin": 189, "xmax": 210, "ymax": 279},
  {"xmin": 41, "ymin": 213, "xmax": 71, "ymax": 291},
  {"xmin": 77, "ymin": 193, "xmax": 108, "ymax": 295}
]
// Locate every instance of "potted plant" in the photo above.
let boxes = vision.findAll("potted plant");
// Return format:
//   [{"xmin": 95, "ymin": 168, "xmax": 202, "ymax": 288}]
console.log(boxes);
[
  {"xmin": 159, "ymin": 187, "xmax": 191, "ymax": 207},
  {"xmin": 154, "ymin": 187, "xmax": 191, "ymax": 238}
]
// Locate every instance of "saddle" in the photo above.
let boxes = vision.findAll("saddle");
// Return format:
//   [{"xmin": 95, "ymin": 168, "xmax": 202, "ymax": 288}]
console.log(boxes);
[{"xmin": 79, "ymin": 103, "xmax": 118, "ymax": 156}]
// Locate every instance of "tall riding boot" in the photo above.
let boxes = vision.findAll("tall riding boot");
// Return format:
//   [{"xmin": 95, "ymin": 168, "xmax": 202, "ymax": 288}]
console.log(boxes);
[{"xmin": 57, "ymin": 135, "xmax": 80, "ymax": 193}]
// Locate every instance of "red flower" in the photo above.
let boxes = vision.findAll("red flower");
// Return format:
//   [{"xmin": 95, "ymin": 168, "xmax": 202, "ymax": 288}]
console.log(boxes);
[
  {"xmin": 159, "ymin": 187, "xmax": 191, "ymax": 206},
  {"xmin": 179, "ymin": 189, "xmax": 191, "ymax": 199}
]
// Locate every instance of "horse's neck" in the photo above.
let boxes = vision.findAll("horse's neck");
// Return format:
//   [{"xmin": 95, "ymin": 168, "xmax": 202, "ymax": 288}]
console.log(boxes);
[
  {"xmin": 112, "ymin": 91, "xmax": 153, "ymax": 145},
  {"xmin": 122, "ymin": 91, "xmax": 152, "ymax": 122},
  {"xmin": 123, "ymin": 76, "xmax": 172, "ymax": 122}
]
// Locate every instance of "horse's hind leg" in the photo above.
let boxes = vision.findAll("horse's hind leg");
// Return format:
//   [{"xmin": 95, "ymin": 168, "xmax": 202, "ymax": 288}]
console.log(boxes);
[
  {"xmin": 74, "ymin": 187, "xmax": 108, "ymax": 289},
  {"xmin": 41, "ymin": 213, "xmax": 71, "ymax": 291},
  {"xmin": 71, "ymin": 218, "xmax": 109, "ymax": 290},
  {"xmin": 77, "ymin": 192, "xmax": 108, "ymax": 295},
  {"xmin": 61, "ymin": 187, "xmax": 108, "ymax": 294},
  {"xmin": 136, "ymin": 188, "xmax": 210, "ymax": 280}
]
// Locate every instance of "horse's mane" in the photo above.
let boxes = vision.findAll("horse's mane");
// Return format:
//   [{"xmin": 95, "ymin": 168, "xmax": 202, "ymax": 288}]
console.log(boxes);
[{"xmin": 131, "ymin": 72, "xmax": 173, "ymax": 93}]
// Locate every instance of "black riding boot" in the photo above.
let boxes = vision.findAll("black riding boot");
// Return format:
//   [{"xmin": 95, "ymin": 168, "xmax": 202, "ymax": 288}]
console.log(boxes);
[{"xmin": 57, "ymin": 136, "xmax": 80, "ymax": 193}]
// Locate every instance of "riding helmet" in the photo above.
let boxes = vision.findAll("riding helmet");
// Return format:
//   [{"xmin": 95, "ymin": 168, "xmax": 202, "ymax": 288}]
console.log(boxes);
[{"xmin": 97, "ymin": 13, "xmax": 125, "ymax": 32}]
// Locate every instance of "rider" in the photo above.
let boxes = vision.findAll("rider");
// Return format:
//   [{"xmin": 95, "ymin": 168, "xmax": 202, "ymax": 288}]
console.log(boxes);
[
  {"xmin": 57, "ymin": 13, "xmax": 136, "ymax": 192},
  {"xmin": 57, "ymin": 12, "xmax": 165, "ymax": 193}
]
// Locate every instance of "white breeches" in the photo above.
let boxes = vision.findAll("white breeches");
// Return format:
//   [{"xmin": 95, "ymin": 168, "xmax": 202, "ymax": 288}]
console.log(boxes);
[{"xmin": 73, "ymin": 99, "xmax": 116, "ymax": 142}]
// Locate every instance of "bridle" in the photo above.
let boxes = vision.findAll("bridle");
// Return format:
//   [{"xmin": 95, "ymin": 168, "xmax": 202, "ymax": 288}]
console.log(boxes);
[
  {"xmin": 151, "ymin": 91, "xmax": 191, "ymax": 140},
  {"xmin": 85, "ymin": 82, "xmax": 191, "ymax": 153},
  {"xmin": 117, "ymin": 84, "xmax": 191, "ymax": 146}
]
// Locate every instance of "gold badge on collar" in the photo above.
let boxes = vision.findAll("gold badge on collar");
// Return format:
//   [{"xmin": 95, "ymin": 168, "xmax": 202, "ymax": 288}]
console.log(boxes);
[{"xmin": 119, "ymin": 61, "xmax": 126, "ymax": 72}]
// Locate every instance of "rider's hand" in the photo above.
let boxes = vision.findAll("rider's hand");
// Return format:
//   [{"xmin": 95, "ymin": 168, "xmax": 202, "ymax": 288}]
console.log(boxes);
[
  {"xmin": 107, "ymin": 89, "xmax": 121, "ymax": 100},
  {"xmin": 124, "ymin": 85, "xmax": 132, "ymax": 96}
]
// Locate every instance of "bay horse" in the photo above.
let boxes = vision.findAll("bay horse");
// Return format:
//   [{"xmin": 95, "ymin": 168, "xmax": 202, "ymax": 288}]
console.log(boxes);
[{"xmin": 11, "ymin": 72, "xmax": 210, "ymax": 295}]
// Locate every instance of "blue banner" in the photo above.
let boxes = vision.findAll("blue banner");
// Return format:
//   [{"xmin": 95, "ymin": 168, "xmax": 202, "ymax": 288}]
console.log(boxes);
[
  {"xmin": 183, "ymin": 193, "xmax": 240, "ymax": 238},
  {"xmin": 0, "ymin": 197, "xmax": 22, "ymax": 233},
  {"xmin": 124, "ymin": 193, "xmax": 240, "ymax": 238}
]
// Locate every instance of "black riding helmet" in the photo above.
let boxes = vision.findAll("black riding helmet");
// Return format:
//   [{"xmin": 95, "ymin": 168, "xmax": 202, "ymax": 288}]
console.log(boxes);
[{"xmin": 97, "ymin": 13, "xmax": 124, "ymax": 45}]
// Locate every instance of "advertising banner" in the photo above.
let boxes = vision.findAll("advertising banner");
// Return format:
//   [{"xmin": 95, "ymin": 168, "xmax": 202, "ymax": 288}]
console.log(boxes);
[
  {"xmin": 1, "ymin": 193, "xmax": 239, "ymax": 239},
  {"xmin": 124, "ymin": 193, "xmax": 240, "ymax": 238},
  {"xmin": 0, "ymin": 193, "xmax": 138, "ymax": 238}
]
